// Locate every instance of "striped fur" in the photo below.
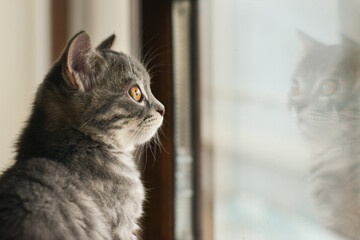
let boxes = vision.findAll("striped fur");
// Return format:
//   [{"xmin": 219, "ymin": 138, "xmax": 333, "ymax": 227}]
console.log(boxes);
[{"xmin": 0, "ymin": 32, "xmax": 164, "ymax": 239}]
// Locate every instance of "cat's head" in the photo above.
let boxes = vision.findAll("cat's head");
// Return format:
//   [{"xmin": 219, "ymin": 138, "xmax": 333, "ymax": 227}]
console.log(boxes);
[
  {"xmin": 41, "ymin": 31, "xmax": 164, "ymax": 149},
  {"xmin": 289, "ymin": 31, "xmax": 360, "ymax": 140}
]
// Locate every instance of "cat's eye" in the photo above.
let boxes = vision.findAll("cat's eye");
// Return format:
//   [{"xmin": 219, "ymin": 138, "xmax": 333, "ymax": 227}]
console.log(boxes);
[
  {"xmin": 291, "ymin": 79, "xmax": 300, "ymax": 95},
  {"xmin": 320, "ymin": 79, "xmax": 338, "ymax": 96},
  {"xmin": 129, "ymin": 85, "xmax": 142, "ymax": 102}
]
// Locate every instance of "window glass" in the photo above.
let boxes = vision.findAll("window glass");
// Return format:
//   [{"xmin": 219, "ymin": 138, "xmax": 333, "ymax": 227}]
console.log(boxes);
[{"xmin": 200, "ymin": 0, "xmax": 360, "ymax": 239}]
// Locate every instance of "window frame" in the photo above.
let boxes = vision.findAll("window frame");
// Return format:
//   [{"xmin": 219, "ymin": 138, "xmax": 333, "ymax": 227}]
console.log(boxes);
[
  {"xmin": 140, "ymin": 0, "xmax": 175, "ymax": 239},
  {"xmin": 140, "ymin": 0, "xmax": 201, "ymax": 239}
]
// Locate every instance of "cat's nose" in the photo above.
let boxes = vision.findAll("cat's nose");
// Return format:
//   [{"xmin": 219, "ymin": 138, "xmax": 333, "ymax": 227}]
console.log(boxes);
[{"xmin": 156, "ymin": 107, "xmax": 165, "ymax": 116}]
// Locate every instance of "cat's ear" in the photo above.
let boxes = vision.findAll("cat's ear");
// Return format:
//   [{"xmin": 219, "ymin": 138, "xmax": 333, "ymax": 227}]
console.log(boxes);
[
  {"xmin": 96, "ymin": 34, "xmax": 116, "ymax": 51},
  {"xmin": 62, "ymin": 31, "xmax": 107, "ymax": 92},
  {"xmin": 297, "ymin": 30, "xmax": 324, "ymax": 52},
  {"xmin": 341, "ymin": 34, "xmax": 359, "ymax": 48}
]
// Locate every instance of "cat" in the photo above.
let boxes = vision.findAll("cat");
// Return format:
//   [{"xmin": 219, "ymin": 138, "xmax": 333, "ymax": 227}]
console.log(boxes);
[
  {"xmin": 290, "ymin": 31, "xmax": 360, "ymax": 239},
  {"xmin": 0, "ymin": 31, "xmax": 164, "ymax": 240}
]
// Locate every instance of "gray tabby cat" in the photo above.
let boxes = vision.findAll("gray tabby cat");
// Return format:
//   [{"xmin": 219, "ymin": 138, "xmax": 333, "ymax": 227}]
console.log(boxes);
[
  {"xmin": 0, "ymin": 31, "xmax": 164, "ymax": 240},
  {"xmin": 290, "ymin": 31, "xmax": 360, "ymax": 239}
]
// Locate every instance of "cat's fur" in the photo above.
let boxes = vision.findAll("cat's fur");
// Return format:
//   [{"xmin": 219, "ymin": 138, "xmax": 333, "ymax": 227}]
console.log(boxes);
[
  {"xmin": 0, "ymin": 31, "xmax": 164, "ymax": 240},
  {"xmin": 290, "ymin": 31, "xmax": 360, "ymax": 239}
]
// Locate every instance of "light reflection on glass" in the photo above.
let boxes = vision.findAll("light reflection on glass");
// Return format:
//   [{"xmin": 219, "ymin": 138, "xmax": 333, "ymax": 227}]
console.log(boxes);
[
  {"xmin": 290, "ymin": 31, "xmax": 360, "ymax": 239},
  {"xmin": 200, "ymin": 0, "xmax": 360, "ymax": 239}
]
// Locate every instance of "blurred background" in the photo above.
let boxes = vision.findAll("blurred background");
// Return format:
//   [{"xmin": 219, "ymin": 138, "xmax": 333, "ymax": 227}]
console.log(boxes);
[
  {"xmin": 1, "ymin": 0, "xmax": 360, "ymax": 240},
  {"xmin": 0, "ymin": 0, "xmax": 139, "ymax": 170}
]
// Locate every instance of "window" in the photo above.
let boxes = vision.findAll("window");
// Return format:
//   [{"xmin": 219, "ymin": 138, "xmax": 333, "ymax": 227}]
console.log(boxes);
[
  {"xmin": 2, "ymin": 1, "xmax": 359, "ymax": 239},
  {"xmin": 199, "ymin": 0, "xmax": 360, "ymax": 239}
]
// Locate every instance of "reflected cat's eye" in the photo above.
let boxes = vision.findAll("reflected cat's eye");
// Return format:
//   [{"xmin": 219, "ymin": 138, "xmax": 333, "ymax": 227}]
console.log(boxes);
[
  {"xmin": 129, "ymin": 85, "xmax": 142, "ymax": 102},
  {"xmin": 320, "ymin": 79, "xmax": 338, "ymax": 96}
]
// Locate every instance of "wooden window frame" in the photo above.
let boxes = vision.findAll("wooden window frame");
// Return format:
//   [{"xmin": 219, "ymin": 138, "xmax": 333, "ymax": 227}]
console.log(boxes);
[
  {"xmin": 140, "ymin": 1, "xmax": 175, "ymax": 239},
  {"xmin": 51, "ymin": 0, "xmax": 68, "ymax": 62},
  {"xmin": 141, "ymin": 0, "xmax": 201, "ymax": 239}
]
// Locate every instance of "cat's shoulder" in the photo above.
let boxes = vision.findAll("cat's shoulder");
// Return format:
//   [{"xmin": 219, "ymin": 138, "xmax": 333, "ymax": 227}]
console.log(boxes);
[
  {"xmin": 0, "ymin": 158, "xmax": 70, "ymax": 208},
  {"xmin": 0, "ymin": 159, "xmax": 60, "ymax": 239},
  {"xmin": 0, "ymin": 158, "xmax": 109, "ymax": 240}
]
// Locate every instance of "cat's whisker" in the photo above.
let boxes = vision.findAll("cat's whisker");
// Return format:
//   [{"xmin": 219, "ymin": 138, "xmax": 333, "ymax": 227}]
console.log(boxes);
[
  {"xmin": 134, "ymin": 145, "xmax": 145, "ymax": 169},
  {"xmin": 151, "ymin": 132, "xmax": 163, "ymax": 155},
  {"xmin": 146, "ymin": 56, "xmax": 165, "ymax": 73},
  {"xmin": 142, "ymin": 46, "xmax": 162, "ymax": 69},
  {"xmin": 148, "ymin": 144, "xmax": 157, "ymax": 166},
  {"xmin": 141, "ymin": 36, "xmax": 164, "ymax": 68},
  {"xmin": 144, "ymin": 143, "xmax": 149, "ymax": 173},
  {"xmin": 80, "ymin": 117, "xmax": 93, "ymax": 129},
  {"xmin": 142, "ymin": 46, "xmax": 171, "ymax": 75}
]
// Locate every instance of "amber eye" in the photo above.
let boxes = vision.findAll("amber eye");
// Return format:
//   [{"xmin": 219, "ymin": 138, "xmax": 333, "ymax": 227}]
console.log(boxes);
[
  {"xmin": 129, "ymin": 85, "xmax": 142, "ymax": 102},
  {"xmin": 320, "ymin": 79, "xmax": 338, "ymax": 96}
]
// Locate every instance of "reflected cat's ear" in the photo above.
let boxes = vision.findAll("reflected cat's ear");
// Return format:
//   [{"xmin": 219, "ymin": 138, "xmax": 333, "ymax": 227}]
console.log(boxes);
[
  {"xmin": 96, "ymin": 34, "xmax": 116, "ymax": 51},
  {"xmin": 62, "ymin": 31, "xmax": 107, "ymax": 92},
  {"xmin": 297, "ymin": 30, "xmax": 324, "ymax": 52}
]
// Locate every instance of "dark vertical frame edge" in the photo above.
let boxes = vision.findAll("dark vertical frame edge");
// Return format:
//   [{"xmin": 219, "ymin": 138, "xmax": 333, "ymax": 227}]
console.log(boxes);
[
  {"xmin": 141, "ymin": 0, "xmax": 175, "ymax": 239},
  {"xmin": 190, "ymin": 0, "xmax": 202, "ymax": 240},
  {"xmin": 51, "ymin": 0, "xmax": 68, "ymax": 62}
]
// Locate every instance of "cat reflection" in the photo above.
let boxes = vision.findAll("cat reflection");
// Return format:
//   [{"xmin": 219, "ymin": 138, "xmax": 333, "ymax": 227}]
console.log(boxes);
[{"xmin": 290, "ymin": 31, "xmax": 360, "ymax": 240}]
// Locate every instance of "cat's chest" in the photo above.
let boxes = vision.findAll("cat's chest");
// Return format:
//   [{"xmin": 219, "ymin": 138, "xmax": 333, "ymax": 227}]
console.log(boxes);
[{"xmin": 89, "ymin": 152, "xmax": 145, "ymax": 235}]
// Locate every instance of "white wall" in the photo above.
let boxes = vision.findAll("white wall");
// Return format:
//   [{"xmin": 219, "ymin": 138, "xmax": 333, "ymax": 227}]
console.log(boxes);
[
  {"xmin": 0, "ymin": 0, "xmax": 50, "ymax": 171},
  {"xmin": 68, "ymin": 0, "xmax": 139, "ymax": 56},
  {"xmin": 200, "ymin": 0, "xmax": 343, "ymax": 239}
]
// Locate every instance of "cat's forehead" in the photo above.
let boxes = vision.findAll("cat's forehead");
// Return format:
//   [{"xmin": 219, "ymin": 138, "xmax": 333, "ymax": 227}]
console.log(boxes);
[
  {"xmin": 100, "ymin": 51, "xmax": 150, "ymax": 85},
  {"xmin": 296, "ymin": 46, "xmax": 358, "ymax": 77}
]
